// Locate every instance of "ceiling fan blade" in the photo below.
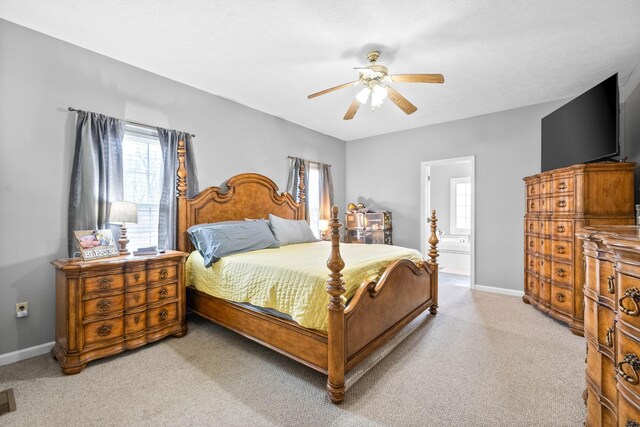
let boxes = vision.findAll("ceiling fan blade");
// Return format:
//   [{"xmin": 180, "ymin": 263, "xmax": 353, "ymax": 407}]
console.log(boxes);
[
  {"xmin": 391, "ymin": 74, "xmax": 445, "ymax": 84},
  {"xmin": 307, "ymin": 81, "xmax": 357, "ymax": 99},
  {"xmin": 343, "ymin": 99, "xmax": 360, "ymax": 120},
  {"xmin": 386, "ymin": 86, "xmax": 418, "ymax": 115}
]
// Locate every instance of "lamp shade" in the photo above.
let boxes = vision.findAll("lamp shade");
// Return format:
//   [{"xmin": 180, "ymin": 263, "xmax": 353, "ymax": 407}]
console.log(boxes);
[
  {"xmin": 318, "ymin": 219, "xmax": 329, "ymax": 232},
  {"xmin": 109, "ymin": 201, "xmax": 138, "ymax": 224}
]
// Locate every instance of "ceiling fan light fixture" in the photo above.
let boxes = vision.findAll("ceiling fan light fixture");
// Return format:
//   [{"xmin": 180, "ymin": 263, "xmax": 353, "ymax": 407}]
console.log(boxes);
[
  {"xmin": 356, "ymin": 87, "xmax": 371, "ymax": 104},
  {"xmin": 371, "ymin": 85, "xmax": 388, "ymax": 108}
]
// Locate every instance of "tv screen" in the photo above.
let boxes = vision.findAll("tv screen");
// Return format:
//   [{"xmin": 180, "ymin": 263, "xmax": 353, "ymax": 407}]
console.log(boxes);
[{"xmin": 541, "ymin": 74, "xmax": 619, "ymax": 172}]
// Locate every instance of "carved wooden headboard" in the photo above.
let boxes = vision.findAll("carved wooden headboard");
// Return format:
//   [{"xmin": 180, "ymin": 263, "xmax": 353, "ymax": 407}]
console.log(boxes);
[{"xmin": 175, "ymin": 141, "xmax": 305, "ymax": 253}]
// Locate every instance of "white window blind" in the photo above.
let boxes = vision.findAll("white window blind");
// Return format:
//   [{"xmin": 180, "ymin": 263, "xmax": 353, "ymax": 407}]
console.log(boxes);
[
  {"xmin": 449, "ymin": 177, "xmax": 471, "ymax": 235},
  {"xmin": 121, "ymin": 125, "xmax": 163, "ymax": 250},
  {"xmin": 307, "ymin": 163, "xmax": 321, "ymax": 238}
]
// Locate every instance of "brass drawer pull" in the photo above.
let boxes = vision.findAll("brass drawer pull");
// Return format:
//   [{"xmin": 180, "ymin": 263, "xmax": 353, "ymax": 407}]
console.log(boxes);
[
  {"xmin": 530, "ymin": 201, "xmax": 535, "ymax": 209},
  {"xmin": 555, "ymin": 268, "xmax": 566, "ymax": 278},
  {"xmin": 530, "ymin": 187, "xmax": 535, "ymax": 195},
  {"xmin": 555, "ymin": 293, "xmax": 565, "ymax": 303},
  {"xmin": 620, "ymin": 287, "xmax": 640, "ymax": 317},
  {"xmin": 529, "ymin": 223, "xmax": 534, "ymax": 231},
  {"xmin": 605, "ymin": 326, "xmax": 614, "ymax": 348},
  {"xmin": 555, "ymin": 246, "xmax": 566, "ymax": 254},
  {"xmin": 557, "ymin": 182, "xmax": 567, "ymax": 190},
  {"xmin": 159, "ymin": 309, "xmax": 169, "ymax": 321},
  {"xmin": 97, "ymin": 277, "xmax": 113, "ymax": 289},
  {"xmin": 627, "ymin": 420, "xmax": 640, "ymax": 427},
  {"xmin": 528, "ymin": 281, "xmax": 534, "ymax": 289},
  {"xmin": 134, "ymin": 273, "xmax": 141, "ymax": 282},
  {"xmin": 556, "ymin": 225, "xmax": 565, "ymax": 233},
  {"xmin": 159, "ymin": 269, "xmax": 168, "ymax": 280},
  {"xmin": 618, "ymin": 353, "xmax": 640, "ymax": 385},
  {"xmin": 97, "ymin": 324, "xmax": 112, "ymax": 337},
  {"xmin": 540, "ymin": 239, "xmax": 545, "ymax": 247},
  {"xmin": 97, "ymin": 299, "xmax": 111, "ymax": 312},
  {"xmin": 557, "ymin": 200, "xmax": 567, "ymax": 208},
  {"xmin": 529, "ymin": 260, "xmax": 534, "ymax": 267},
  {"xmin": 607, "ymin": 275, "xmax": 615, "ymax": 294},
  {"xmin": 529, "ymin": 240, "xmax": 534, "ymax": 248},
  {"xmin": 159, "ymin": 288, "xmax": 168, "ymax": 299}
]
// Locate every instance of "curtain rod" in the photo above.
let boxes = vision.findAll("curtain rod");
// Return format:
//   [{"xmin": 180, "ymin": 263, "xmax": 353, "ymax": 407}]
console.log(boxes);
[
  {"xmin": 287, "ymin": 155, "xmax": 332, "ymax": 167},
  {"xmin": 67, "ymin": 107, "xmax": 195, "ymax": 138}
]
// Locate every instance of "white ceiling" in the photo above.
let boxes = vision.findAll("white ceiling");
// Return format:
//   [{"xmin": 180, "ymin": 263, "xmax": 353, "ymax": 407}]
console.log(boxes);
[{"xmin": 1, "ymin": 1, "xmax": 640, "ymax": 141}]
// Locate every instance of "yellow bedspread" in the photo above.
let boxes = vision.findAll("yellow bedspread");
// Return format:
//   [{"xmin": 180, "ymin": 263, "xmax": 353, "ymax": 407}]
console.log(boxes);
[{"xmin": 186, "ymin": 241, "xmax": 424, "ymax": 333}]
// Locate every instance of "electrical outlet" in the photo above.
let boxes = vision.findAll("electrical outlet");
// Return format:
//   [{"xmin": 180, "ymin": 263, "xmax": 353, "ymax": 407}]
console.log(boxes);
[{"xmin": 16, "ymin": 302, "xmax": 28, "ymax": 318}]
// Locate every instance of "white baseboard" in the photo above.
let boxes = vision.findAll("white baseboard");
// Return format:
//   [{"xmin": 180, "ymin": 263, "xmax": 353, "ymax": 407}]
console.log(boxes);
[
  {"xmin": 473, "ymin": 284, "xmax": 524, "ymax": 297},
  {"xmin": 0, "ymin": 341, "xmax": 55, "ymax": 367}
]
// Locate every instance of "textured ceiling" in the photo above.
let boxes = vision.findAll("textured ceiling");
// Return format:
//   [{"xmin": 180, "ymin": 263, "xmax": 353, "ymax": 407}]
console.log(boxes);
[{"xmin": 1, "ymin": 0, "xmax": 640, "ymax": 141}]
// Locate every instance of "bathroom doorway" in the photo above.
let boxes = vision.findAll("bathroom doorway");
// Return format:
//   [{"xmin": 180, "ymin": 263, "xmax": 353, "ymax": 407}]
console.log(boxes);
[{"xmin": 421, "ymin": 156, "xmax": 475, "ymax": 288}]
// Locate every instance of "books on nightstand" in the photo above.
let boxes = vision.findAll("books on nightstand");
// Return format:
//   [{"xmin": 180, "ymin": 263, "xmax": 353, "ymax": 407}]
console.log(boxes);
[{"xmin": 133, "ymin": 246, "xmax": 158, "ymax": 256}]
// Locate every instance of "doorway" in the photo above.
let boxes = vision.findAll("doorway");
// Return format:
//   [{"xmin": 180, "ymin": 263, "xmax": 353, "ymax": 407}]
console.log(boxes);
[{"xmin": 421, "ymin": 156, "xmax": 475, "ymax": 289}]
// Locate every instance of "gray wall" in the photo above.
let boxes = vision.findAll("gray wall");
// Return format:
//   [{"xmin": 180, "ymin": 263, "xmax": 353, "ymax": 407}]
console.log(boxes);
[
  {"xmin": 428, "ymin": 162, "xmax": 472, "ymax": 236},
  {"xmin": 346, "ymin": 101, "xmax": 566, "ymax": 291},
  {"xmin": 0, "ymin": 20, "xmax": 345, "ymax": 355}
]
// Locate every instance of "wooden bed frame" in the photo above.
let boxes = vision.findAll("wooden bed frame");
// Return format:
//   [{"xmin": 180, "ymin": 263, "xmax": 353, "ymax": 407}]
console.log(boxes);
[{"xmin": 175, "ymin": 141, "xmax": 439, "ymax": 403}]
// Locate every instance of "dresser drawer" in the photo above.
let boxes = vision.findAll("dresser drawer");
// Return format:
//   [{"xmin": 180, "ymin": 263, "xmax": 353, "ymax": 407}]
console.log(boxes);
[
  {"xmin": 527, "ymin": 182, "xmax": 539, "ymax": 197},
  {"xmin": 83, "ymin": 294, "xmax": 125, "ymax": 319},
  {"xmin": 551, "ymin": 284, "xmax": 572, "ymax": 315},
  {"xmin": 539, "ymin": 220, "xmax": 550, "ymax": 236},
  {"xmin": 525, "ymin": 219, "xmax": 537, "ymax": 234},
  {"xmin": 148, "ymin": 302, "xmax": 178, "ymax": 328},
  {"xmin": 596, "ymin": 304, "xmax": 616, "ymax": 352},
  {"xmin": 551, "ymin": 220, "xmax": 574, "ymax": 239},
  {"xmin": 551, "ymin": 261, "xmax": 573, "ymax": 286},
  {"xmin": 525, "ymin": 273, "xmax": 539, "ymax": 299},
  {"xmin": 551, "ymin": 195, "xmax": 575, "ymax": 214},
  {"xmin": 83, "ymin": 317, "xmax": 124, "ymax": 347},
  {"xmin": 551, "ymin": 239, "xmax": 572, "ymax": 262},
  {"xmin": 84, "ymin": 273, "xmax": 124, "ymax": 294},
  {"xmin": 147, "ymin": 283, "xmax": 178, "ymax": 305},
  {"xmin": 539, "ymin": 257, "xmax": 551, "ymax": 279},
  {"xmin": 148, "ymin": 265, "xmax": 177, "ymax": 283},
  {"xmin": 125, "ymin": 270, "xmax": 147, "ymax": 288},
  {"xmin": 526, "ymin": 198, "xmax": 540, "ymax": 214},
  {"xmin": 598, "ymin": 260, "xmax": 616, "ymax": 306},
  {"xmin": 618, "ymin": 274, "xmax": 640, "ymax": 331},
  {"xmin": 527, "ymin": 235, "xmax": 538, "ymax": 253},
  {"xmin": 539, "ymin": 237, "xmax": 551, "ymax": 257},
  {"xmin": 538, "ymin": 197, "xmax": 549, "ymax": 213},
  {"xmin": 526, "ymin": 254, "xmax": 536, "ymax": 272},
  {"xmin": 125, "ymin": 289, "xmax": 147, "ymax": 309},
  {"xmin": 539, "ymin": 178, "xmax": 552, "ymax": 195},
  {"xmin": 539, "ymin": 278, "xmax": 551, "ymax": 304},
  {"xmin": 584, "ymin": 255, "xmax": 598, "ymax": 294},
  {"xmin": 584, "ymin": 296, "xmax": 597, "ymax": 341},
  {"xmin": 616, "ymin": 329, "xmax": 640, "ymax": 398},
  {"xmin": 125, "ymin": 312, "xmax": 147, "ymax": 335},
  {"xmin": 552, "ymin": 176, "xmax": 575, "ymax": 194}
]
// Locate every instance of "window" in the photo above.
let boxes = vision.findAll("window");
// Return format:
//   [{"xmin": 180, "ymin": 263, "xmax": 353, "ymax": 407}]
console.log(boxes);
[
  {"xmin": 450, "ymin": 177, "xmax": 471, "ymax": 235},
  {"xmin": 121, "ymin": 124, "xmax": 163, "ymax": 249},
  {"xmin": 307, "ymin": 162, "xmax": 321, "ymax": 238}
]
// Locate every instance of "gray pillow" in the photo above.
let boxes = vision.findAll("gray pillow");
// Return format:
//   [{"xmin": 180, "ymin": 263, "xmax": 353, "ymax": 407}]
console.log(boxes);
[
  {"xmin": 188, "ymin": 220, "xmax": 279, "ymax": 267},
  {"xmin": 268, "ymin": 214, "xmax": 319, "ymax": 246}
]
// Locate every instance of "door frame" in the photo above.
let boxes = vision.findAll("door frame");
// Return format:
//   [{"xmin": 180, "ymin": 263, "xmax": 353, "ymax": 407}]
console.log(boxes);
[{"xmin": 420, "ymin": 155, "xmax": 476, "ymax": 289}]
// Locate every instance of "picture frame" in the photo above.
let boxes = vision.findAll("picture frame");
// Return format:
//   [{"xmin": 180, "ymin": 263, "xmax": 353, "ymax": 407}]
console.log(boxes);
[{"xmin": 74, "ymin": 229, "xmax": 120, "ymax": 260}]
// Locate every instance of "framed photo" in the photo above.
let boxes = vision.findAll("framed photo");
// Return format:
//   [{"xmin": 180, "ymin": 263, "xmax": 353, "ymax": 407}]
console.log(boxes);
[{"xmin": 74, "ymin": 229, "xmax": 119, "ymax": 260}]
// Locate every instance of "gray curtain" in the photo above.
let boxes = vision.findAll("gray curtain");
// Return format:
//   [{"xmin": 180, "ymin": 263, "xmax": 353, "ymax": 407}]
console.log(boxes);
[
  {"xmin": 68, "ymin": 111, "xmax": 125, "ymax": 256},
  {"xmin": 157, "ymin": 129, "xmax": 199, "ymax": 250},
  {"xmin": 318, "ymin": 163, "xmax": 334, "ymax": 221},
  {"xmin": 286, "ymin": 157, "xmax": 310, "ymax": 221}
]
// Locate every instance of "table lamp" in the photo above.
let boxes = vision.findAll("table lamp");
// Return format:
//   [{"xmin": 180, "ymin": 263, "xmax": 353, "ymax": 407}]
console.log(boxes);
[{"xmin": 109, "ymin": 201, "xmax": 138, "ymax": 255}]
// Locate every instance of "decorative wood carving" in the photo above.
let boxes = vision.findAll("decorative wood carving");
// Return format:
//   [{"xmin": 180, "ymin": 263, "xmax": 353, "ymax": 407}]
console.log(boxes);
[{"xmin": 428, "ymin": 209, "xmax": 439, "ymax": 315}]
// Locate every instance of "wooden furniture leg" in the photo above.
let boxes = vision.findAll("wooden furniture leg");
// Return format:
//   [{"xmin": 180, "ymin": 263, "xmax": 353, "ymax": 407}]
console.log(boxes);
[{"xmin": 428, "ymin": 209, "xmax": 439, "ymax": 315}]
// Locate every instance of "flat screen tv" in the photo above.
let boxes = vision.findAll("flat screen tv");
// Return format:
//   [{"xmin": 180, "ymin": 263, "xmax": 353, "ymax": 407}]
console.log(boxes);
[{"xmin": 541, "ymin": 74, "xmax": 619, "ymax": 172}]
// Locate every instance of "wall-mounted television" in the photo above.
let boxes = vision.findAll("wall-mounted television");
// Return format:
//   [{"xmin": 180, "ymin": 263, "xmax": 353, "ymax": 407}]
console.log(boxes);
[{"xmin": 541, "ymin": 74, "xmax": 619, "ymax": 172}]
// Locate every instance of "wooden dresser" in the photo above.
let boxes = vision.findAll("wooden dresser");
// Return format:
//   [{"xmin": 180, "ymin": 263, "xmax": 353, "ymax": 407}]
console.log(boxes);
[
  {"xmin": 51, "ymin": 250, "xmax": 188, "ymax": 374},
  {"xmin": 523, "ymin": 163, "xmax": 635, "ymax": 335},
  {"xmin": 579, "ymin": 226, "xmax": 640, "ymax": 426}
]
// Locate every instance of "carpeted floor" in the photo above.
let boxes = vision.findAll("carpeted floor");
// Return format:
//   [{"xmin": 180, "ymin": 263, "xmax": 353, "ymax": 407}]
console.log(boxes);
[{"xmin": 0, "ymin": 283, "xmax": 586, "ymax": 426}]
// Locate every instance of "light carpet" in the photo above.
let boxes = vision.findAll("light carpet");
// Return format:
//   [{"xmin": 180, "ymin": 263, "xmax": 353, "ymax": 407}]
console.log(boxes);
[{"xmin": 0, "ymin": 283, "xmax": 586, "ymax": 426}]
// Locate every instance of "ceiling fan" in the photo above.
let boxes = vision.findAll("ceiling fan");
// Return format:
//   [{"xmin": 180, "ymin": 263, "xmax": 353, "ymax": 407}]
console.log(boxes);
[{"xmin": 307, "ymin": 50, "xmax": 444, "ymax": 120}]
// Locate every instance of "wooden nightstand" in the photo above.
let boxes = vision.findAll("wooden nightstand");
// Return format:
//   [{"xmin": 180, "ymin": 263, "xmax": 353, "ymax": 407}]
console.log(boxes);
[{"xmin": 51, "ymin": 250, "xmax": 188, "ymax": 374}]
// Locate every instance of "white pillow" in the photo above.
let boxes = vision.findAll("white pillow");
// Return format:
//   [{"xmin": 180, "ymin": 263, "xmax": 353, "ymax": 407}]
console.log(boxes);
[{"xmin": 268, "ymin": 214, "xmax": 319, "ymax": 245}]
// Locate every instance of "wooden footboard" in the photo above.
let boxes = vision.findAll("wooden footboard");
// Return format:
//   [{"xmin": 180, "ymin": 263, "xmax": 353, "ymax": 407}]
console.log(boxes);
[{"xmin": 325, "ymin": 207, "xmax": 439, "ymax": 403}]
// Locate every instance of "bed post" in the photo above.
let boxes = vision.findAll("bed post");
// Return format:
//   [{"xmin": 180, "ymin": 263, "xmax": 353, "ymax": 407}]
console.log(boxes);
[
  {"xmin": 176, "ymin": 140, "xmax": 188, "ymax": 253},
  {"xmin": 428, "ymin": 209, "xmax": 439, "ymax": 315},
  {"xmin": 298, "ymin": 161, "xmax": 306, "ymax": 219},
  {"xmin": 326, "ymin": 205, "xmax": 346, "ymax": 403}
]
